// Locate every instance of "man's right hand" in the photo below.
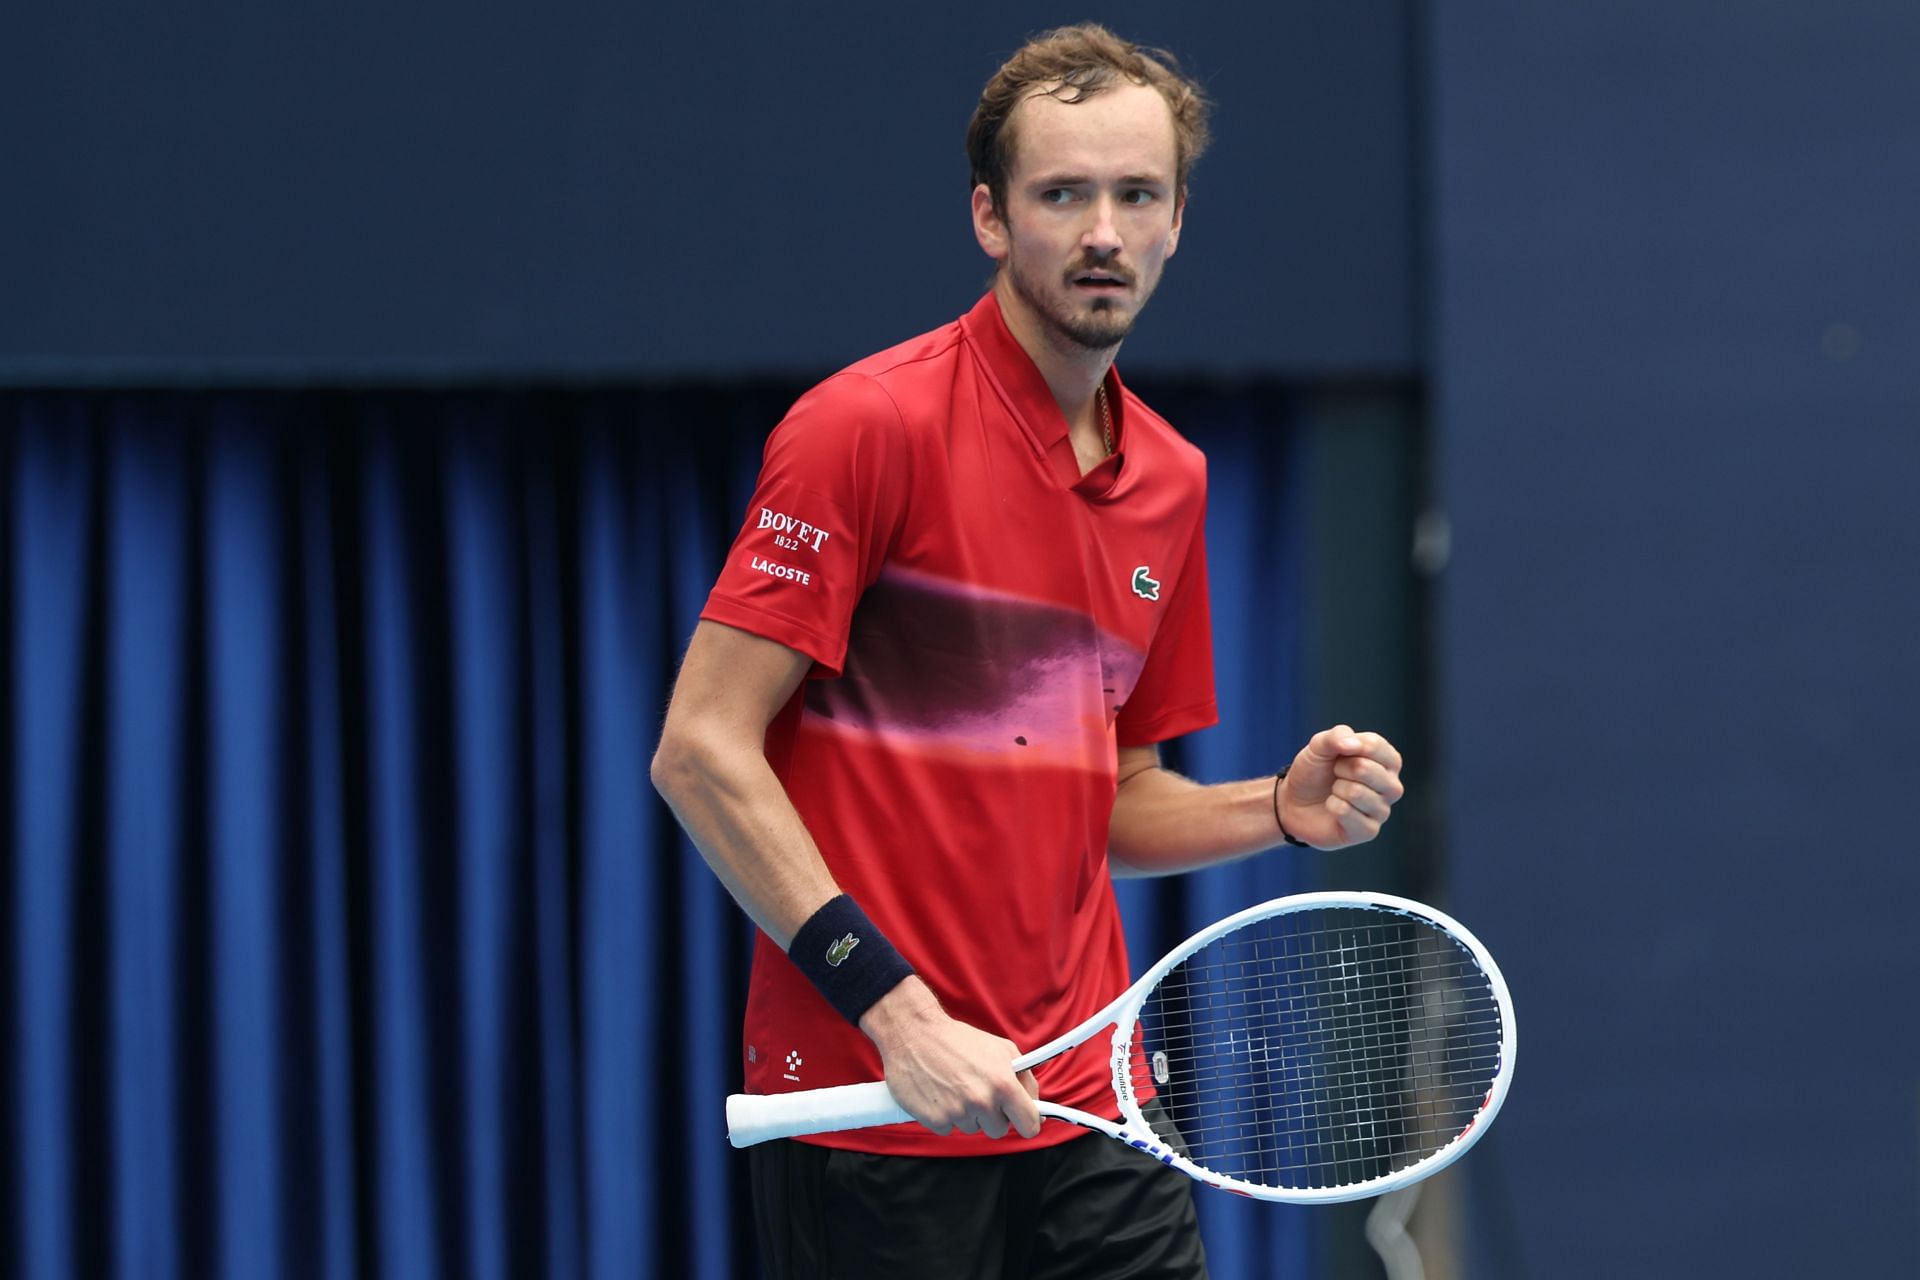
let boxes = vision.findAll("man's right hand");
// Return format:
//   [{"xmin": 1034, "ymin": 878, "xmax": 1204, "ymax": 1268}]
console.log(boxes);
[{"xmin": 858, "ymin": 977, "xmax": 1043, "ymax": 1140}]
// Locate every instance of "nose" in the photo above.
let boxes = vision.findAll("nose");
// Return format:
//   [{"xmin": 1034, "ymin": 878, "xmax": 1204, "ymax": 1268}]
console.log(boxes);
[{"xmin": 1082, "ymin": 195, "xmax": 1123, "ymax": 258}]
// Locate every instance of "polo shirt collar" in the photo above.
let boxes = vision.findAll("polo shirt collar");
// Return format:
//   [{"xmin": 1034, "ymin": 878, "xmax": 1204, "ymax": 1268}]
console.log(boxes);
[{"xmin": 960, "ymin": 291, "xmax": 1126, "ymax": 495}]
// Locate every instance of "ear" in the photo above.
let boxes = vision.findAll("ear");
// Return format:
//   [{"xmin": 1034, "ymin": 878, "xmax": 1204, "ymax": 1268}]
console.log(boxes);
[
  {"xmin": 971, "ymin": 184, "xmax": 1009, "ymax": 263},
  {"xmin": 1165, "ymin": 193, "xmax": 1186, "ymax": 260}
]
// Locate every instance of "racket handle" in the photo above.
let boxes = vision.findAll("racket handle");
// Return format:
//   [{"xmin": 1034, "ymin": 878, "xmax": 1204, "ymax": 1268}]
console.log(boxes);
[{"xmin": 726, "ymin": 1082, "xmax": 912, "ymax": 1148}]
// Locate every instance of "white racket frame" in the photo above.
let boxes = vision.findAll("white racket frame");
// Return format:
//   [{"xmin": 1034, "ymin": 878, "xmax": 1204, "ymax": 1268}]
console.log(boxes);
[{"xmin": 725, "ymin": 891, "xmax": 1517, "ymax": 1204}]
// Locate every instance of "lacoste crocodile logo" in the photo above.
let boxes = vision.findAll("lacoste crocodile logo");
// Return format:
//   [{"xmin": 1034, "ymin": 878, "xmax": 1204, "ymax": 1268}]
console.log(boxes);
[
  {"xmin": 825, "ymin": 933, "xmax": 860, "ymax": 967},
  {"xmin": 1132, "ymin": 566, "xmax": 1161, "ymax": 601}
]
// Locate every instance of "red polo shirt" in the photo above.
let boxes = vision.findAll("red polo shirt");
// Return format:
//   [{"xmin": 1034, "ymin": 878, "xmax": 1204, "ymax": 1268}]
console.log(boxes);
[{"xmin": 702, "ymin": 291, "xmax": 1217, "ymax": 1155}]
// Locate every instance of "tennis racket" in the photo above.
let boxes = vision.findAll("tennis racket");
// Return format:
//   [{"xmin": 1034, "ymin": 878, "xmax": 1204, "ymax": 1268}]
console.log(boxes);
[{"xmin": 726, "ymin": 891, "xmax": 1516, "ymax": 1204}]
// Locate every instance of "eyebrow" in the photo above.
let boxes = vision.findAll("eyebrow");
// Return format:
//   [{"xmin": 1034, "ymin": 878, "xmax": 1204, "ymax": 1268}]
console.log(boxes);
[{"xmin": 1031, "ymin": 173, "xmax": 1170, "ymax": 188}]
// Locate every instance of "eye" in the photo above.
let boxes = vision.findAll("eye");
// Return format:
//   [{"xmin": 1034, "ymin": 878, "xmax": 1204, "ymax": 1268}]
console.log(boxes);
[
  {"xmin": 1040, "ymin": 188, "xmax": 1077, "ymax": 205},
  {"xmin": 1121, "ymin": 188, "xmax": 1157, "ymax": 206}
]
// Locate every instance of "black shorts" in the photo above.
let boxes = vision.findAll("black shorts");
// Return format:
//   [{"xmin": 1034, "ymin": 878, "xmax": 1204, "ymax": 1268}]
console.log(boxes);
[{"xmin": 747, "ymin": 1101, "xmax": 1209, "ymax": 1280}]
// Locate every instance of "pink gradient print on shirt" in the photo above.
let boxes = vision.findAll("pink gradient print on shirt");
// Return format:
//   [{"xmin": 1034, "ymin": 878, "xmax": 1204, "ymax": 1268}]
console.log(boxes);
[{"xmin": 802, "ymin": 567, "xmax": 1146, "ymax": 770}]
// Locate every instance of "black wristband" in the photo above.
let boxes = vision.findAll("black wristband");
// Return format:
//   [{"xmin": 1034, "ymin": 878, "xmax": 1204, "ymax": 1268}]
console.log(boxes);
[
  {"xmin": 788, "ymin": 895, "xmax": 917, "ymax": 1026},
  {"xmin": 1273, "ymin": 766, "xmax": 1311, "ymax": 848}
]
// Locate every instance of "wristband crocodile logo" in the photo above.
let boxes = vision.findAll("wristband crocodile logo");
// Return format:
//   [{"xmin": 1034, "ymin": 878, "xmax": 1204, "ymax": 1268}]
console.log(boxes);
[
  {"xmin": 1132, "ymin": 566, "xmax": 1161, "ymax": 601},
  {"xmin": 825, "ymin": 932, "xmax": 860, "ymax": 967}
]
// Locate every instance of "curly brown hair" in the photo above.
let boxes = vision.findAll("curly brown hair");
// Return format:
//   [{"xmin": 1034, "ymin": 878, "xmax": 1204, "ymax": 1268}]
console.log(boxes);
[{"xmin": 966, "ymin": 24, "xmax": 1212, "ymax": 216}]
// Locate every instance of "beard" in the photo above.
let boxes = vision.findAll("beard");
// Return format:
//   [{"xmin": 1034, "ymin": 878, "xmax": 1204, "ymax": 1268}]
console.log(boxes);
[{"xmin": 1005, "ymin": 249, "xmax": 1154, "ymax": 352}]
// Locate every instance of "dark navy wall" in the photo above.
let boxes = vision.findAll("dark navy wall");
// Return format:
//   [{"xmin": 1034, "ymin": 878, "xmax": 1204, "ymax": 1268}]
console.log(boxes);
[
  {"xmin": 0, "ymin": 2, "xmax": 1414, "ymax": 380},
  {"xmin": 1429, "ymin": 3, "xmax": 1920, "ymax": 1275}
]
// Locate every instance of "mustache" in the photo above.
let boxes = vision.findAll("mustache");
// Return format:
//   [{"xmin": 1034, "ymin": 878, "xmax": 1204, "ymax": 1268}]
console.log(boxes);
[{"xmin": 1066, "ymin": 258, "xmax": 1135, "ymax": 286}]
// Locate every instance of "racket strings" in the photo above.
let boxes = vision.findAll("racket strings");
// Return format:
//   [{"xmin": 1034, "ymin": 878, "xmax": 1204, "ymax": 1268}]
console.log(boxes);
[{"xmin": 1127, "ymin": 909, "xmax": 1505, "ymax": 1192}]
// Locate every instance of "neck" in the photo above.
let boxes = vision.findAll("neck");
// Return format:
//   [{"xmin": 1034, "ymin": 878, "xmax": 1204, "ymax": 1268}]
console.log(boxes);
[{"xmin": 993, "ymin": 276, "xmax": 1117, "ymax": 436}]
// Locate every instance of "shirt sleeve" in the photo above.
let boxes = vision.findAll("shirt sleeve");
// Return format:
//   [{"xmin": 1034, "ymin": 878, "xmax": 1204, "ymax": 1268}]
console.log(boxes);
[
  {"xmin": 1115, "ymin": 499, "xmax": 1219, "ymax": 747},
  {"xmin": 701, "ymin": 374, "xmax": 911, "ymax": 677}
]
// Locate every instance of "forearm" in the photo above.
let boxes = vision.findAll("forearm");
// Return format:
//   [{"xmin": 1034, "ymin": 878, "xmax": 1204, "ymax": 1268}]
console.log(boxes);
[
  {"xmin": 1106, "ymin": 766, "xmax": 1286, "ymax": 877},
  {"xmin": 652, "ymin": 715, "xmax": 1035, "ymax": 1137},
  {"xmin": 649, "ymin": 725, "xmax": 841, "ymax": 947}
]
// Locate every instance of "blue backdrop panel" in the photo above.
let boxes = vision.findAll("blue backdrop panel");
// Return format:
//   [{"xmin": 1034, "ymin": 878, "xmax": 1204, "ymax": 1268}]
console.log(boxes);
[
  {"xmin": 3, "ymin": 383, "xmax": 1317, "ymax": 1278},
  {"xmin": 0, "ymin": 2, "xmax": 1412, "ymax": 380},
  {"xmin": 1429, "ymin": 2, "xmax": 1920, "ymax": 1275}
]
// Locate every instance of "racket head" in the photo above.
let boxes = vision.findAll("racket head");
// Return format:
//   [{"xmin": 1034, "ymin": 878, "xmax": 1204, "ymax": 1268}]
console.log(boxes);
[{"xmin": 1105, "ymin": 891, "xmax": 1516, "ymax": 1204}]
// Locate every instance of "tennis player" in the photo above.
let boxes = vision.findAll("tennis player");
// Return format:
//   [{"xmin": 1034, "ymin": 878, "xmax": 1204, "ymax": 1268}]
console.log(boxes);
[{"xmin": 652, "ymin": 24, "xmax": 1406, "ymax": 1279}]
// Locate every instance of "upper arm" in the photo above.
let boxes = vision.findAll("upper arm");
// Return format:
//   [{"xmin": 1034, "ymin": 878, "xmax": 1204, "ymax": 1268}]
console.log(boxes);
[
  {"xmin": 658, "ymin": 620, "xmax": 814, "ymax": 755},
  {"xmin": 698, "ymin": 374, "xmax": 911, "ymax": 677},
  {"xmin": 1116, "ymin": 743, "xmax": 1162, "ymax": 788},
  {"xmin": 1109, "ymin": 743, "xmax": 1174, "ymax": 880}
]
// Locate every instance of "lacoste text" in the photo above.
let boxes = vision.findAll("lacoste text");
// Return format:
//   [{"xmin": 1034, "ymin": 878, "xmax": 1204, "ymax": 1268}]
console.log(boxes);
[{"xmin": 750, "ymin": 556, "xmax": 812, "ymax": 586}]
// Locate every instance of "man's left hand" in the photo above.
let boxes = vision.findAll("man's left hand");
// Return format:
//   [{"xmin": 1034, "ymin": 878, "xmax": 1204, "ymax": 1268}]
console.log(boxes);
[{"xmin": 1277, "ymin": 725, "xmax": 1405, "ymax": 849}]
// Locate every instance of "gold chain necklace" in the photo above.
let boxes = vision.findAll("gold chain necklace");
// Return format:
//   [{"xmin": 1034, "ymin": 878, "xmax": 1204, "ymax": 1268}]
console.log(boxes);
[{"xmin": 1097, "ymin": 384, "xmax": 1114, "ymax": 456}]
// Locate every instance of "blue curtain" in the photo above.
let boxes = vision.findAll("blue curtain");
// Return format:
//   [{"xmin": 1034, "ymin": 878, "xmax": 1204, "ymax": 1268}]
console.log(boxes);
[{"xmin": 3, "ymin": 384, "xmax": 1314, "ymax": 1279}]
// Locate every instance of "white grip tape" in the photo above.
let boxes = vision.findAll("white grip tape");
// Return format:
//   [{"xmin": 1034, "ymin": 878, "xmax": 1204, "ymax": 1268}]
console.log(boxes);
[{"xmin": 726, "ymin": 1082, "xmax": 912, "ymax": 1148}]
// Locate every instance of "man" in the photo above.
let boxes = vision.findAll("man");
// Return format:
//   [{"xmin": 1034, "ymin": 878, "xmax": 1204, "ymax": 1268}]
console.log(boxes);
[{"xmin": 651, "ymin": 23, "xmax": 1405, "ymax": 1279}]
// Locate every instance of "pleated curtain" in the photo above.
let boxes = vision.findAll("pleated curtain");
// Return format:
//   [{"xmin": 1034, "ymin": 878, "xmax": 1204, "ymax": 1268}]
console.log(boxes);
[{"xmin": 3, "ymin": 385, "xmax": 1316, "ymax": 1279}]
